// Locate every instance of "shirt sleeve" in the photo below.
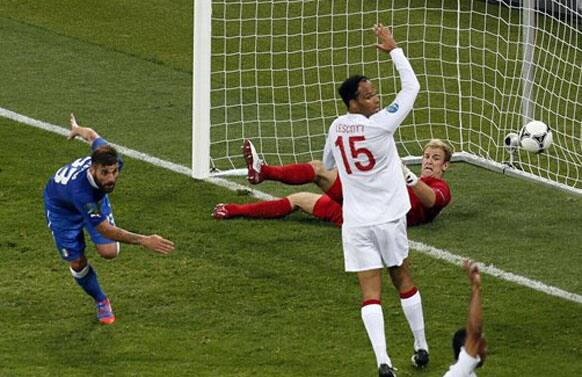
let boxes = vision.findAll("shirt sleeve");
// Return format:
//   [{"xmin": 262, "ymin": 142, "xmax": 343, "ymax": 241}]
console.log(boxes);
[
  {"xmin": 442, "ymin": 348, "xmax": 481, "ymax": 377},
  {"xmin": 430, "ymin": 180, "xmax": 451, "ymax": 207},
  {"xmin": 91, "ymin": 137, "xmax": 109, "ymax": 151},
  {"xmin": 371, "ymin": 48, "xmax": 421, "ymax": 134},
  {"xmin": 90, "ymin": 137, "xmax": 124, "ymax": 172},
  {"xmin": 390, "ymin": 48, "xmax": 421, "ymax": 113},
  {"xmin": 323, "ymin": 132, "xmax": 336, "ymax": 171}
]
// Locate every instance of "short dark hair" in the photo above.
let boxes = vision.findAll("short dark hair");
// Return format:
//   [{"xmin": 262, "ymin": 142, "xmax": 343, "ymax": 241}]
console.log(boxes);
[
  {"xmin": 452, "ymin": 327, "xmax": 466, "ymax": 361},
  {"xmin": 339, "ymin": 75, "xmax": 368, "ymax": 108},
  {"xmin": 452, "ymin": 327, "xmax": 484, "ymax": 368},
  {"xmin": 91, "ymin": 144, "xmax": 119, "ymax": 166}
]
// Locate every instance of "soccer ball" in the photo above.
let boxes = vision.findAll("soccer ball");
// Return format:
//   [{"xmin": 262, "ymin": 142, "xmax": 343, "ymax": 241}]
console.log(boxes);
[
  {"xmin": 503, "ymin": 132, "xmax": 519, "ymax": 153},
  {"xmin": 518, "ymin": 121, "xmax": 553, "ymax": 153}
]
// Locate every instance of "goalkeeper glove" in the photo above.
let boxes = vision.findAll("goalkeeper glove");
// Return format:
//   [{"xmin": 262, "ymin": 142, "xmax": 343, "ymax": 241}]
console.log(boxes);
[{"xmin": 401, "ymin": 162, "xmax": 419, "ymax": 187}]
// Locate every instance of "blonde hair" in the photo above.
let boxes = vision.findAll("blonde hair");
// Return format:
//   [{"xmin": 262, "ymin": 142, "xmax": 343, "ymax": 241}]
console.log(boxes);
[{"xmin": 423, "ymin": 139, "xmax": 452, "ymax": 162}]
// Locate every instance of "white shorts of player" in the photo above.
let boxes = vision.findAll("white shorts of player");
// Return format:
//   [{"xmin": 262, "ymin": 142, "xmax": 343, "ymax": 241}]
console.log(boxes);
[{"xmin": 341, "ymin": 216, "xmax": 409, "ymax": 272}]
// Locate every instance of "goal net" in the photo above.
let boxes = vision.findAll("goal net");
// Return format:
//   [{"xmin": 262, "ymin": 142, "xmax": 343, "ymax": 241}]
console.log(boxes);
[{"xmin": 194, "ymin": 0, "xmax": 582, "ymax": 195}]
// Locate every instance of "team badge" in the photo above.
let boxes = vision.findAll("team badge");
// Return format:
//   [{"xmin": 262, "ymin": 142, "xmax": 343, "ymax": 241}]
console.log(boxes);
[
  {"xmin": 84, "ymin": 203, "xmax": 101, "ymax": 219},
  {"xmin": 386, "ymin": 103, "xmax": 399, "ymax": 113}
]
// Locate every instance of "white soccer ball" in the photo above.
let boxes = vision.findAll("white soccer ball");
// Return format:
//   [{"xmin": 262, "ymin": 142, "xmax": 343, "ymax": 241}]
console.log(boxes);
[
  {"xmin": 503, "ymin": 132, "xmax": 519, "ymax": 152},
  {"xmin": 518, "ymin": 121, "xmax": 553, "ymax": 153}
]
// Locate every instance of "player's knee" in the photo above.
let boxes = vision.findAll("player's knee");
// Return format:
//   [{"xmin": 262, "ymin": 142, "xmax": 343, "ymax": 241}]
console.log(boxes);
[
  {"xmin": 286, "ymin": 194, "xmax": 297, "ymax": 209},
  {"xmin": 309, "ymin": 160, "xmax": 325, "ymax": 176},
  {"xmin": 287, "ymin": 192, "xmax": 318, "ymax": 214},
  {"xmin": 69, "ymin": 256, "xmax": 88, "ymax": 272},
  {"xmin": 389, "ymin": 264, "xmax": 415, "ymax": 291},
  {"xmin": 96, "ymin": 242, "xmax": 120, "ymax": 259}
]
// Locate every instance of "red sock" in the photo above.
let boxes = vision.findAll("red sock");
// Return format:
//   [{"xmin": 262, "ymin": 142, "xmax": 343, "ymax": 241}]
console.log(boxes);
[
  {"xmin": 261, "ymin": 163, "xmax": 315, "ymax": 185},
  {"xmin": 227, "ymin": 198, "xmax": 293, "ymax": 218}
]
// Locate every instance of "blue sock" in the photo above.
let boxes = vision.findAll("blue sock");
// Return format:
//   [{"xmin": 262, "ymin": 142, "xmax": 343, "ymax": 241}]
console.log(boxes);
[{"xmin": 70, "ymin": 264, "xmax": 107, "ymax": 302}]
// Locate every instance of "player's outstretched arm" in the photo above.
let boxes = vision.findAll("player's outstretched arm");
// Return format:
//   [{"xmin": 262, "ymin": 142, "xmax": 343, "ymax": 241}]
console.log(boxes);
[
  {"xmin": 463, "ymin": 260, "xmax": 486, "ymax": 360},
  {"xmin": 68, "ymin": 113, "xmax": 100, "ymax": 143},
  {"xmin": 372, "ymin": 23, "xmax": 420, "ymax": 133},
  {"xmin": 96, "ymin": 220, "xmax": 175, "ymax": 255},
  {"xmin": 402, "ymin": 163, "xmax": 438, "ymax": 207},
  {"xmin": 373, "ymin": 23, "xmax": 398, "ymax": 53}
]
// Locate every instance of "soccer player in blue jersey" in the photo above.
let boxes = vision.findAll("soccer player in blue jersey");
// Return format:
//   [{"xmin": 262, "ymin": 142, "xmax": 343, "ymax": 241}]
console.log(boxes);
[{"xmin": 44, "ymin": 114, "xmax": 175, "ymax": 324}]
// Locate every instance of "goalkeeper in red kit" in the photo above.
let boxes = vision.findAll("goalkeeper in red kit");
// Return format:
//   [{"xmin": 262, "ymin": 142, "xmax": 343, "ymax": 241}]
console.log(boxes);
[{"xmin": 212, "ymin": 138, "xmax": 452, "ymax": 228}]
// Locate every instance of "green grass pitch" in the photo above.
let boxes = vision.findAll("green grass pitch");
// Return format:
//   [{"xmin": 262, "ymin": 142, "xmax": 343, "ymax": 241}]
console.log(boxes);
[{"xmin": 0, "ymin": 1, "xmax": 581, "ymax": 376}]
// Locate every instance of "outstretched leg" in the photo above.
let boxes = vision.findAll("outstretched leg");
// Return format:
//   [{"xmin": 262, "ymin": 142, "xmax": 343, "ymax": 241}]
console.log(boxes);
[
  {"xmin": 212, "ymin": 192, "xmax": 322, "ymax": 220},
  {"xmin": 243, "ymin": 139, "xmax": 338, "ymax": 188}
]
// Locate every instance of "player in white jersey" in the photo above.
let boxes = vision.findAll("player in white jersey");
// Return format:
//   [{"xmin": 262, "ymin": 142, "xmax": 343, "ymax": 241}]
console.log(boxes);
[
  {"xmin": 322, "ymin": 24, "xmax": 426, "ymax": 377},
  {"xmin": 442, "ymin": 260, "xmax": 487, "ymax": 377}
]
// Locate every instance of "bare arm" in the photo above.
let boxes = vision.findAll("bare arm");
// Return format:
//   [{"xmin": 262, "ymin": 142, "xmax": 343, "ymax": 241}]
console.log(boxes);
[
  {"xmin": 463, "ymin": 260, "xmax": 486, "ymax": 360},
  {"xmin": 96, "ymin": 220, "xmax": 175, "ymax": 255},
  {"xmin": 68, "ymin": 113, "xmax": 100, "ymax": 143}
]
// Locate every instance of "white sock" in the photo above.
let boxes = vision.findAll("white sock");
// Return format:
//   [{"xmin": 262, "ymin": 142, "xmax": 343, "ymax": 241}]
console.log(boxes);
[
  {"xmin": 361, "ymin": 303, "xmax": 392, "ymax": 367},
  {"xmin": 400, "ymin": 290, "xmax": 428, "ymax": 352}
]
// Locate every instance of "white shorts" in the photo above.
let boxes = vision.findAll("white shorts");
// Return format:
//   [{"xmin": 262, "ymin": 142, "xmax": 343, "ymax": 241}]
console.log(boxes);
[{"xmin": 341, "ymin": 216, "xmax": 409, "ymax": 272}]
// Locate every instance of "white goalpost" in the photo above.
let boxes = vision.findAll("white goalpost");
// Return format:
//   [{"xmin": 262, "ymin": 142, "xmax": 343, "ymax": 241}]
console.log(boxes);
[{"xmin": 193, "ymin": 0, "xmax": 582, "ymax": 196}]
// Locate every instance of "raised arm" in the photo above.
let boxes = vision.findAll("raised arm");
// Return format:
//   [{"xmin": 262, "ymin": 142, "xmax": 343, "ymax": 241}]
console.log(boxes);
[
  {"xmin": 463, "ymin": 260, "xmax": 486, "ymax": 360},
  {"xmin": 68, "ymin": 113, "xmax": 100, "ymax": 143},
  {"xmin": 374, "ymin": 23, "xmax": 398, "ymax": 53},
  {"xmin": 372, "ymin": 24, "xmax": 420, "ymax": 132},
  {"xmin": 95, "ymin": 220, "xmax": 175, "ymax": 255}
]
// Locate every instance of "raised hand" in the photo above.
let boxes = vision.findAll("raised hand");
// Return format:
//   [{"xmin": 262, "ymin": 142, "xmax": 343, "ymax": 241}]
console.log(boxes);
[
  {"xmin": 464, "ymin": 259, "xmax": 481, "ymax": 288},
  {"xmin": 373, "ymin": 23, "xmax": 398, "ymax": 53},
  {"xmin": 68, "ymin": 113, "xmax": 82, "ymax": 140},
  {"xmin": 67, "ymin": 113, "xmax": 99, "ymax": 142}
]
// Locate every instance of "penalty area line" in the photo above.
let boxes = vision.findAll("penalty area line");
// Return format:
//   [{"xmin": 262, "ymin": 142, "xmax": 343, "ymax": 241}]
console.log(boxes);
[{"xmin": 2, "ymin": 106, "xmax": 580, "ymax": 305}]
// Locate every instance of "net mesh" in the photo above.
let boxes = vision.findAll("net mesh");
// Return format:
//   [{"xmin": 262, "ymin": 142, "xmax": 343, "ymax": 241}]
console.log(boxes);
[{"xmin": 207, "ymin": 0, "xmax": 582, "ymax": 190}]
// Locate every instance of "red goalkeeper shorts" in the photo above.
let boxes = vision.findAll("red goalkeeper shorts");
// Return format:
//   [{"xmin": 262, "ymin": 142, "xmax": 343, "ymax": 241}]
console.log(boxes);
[
  {"xmin": 313, "ymin": 194, "xmax": 343, "ymax": 227},
  {"xmin": 325, "ymin": 176, "xmax": 343, "ymax": 204}
]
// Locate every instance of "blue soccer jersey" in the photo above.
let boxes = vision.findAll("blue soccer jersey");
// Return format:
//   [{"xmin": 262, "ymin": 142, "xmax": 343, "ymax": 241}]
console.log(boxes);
[{"xmin": 44, "ymin": 138, "xmax": 123, "ymax": 260}]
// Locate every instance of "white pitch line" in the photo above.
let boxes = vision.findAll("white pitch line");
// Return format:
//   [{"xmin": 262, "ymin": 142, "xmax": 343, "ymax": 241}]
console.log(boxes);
[
  {"xmin": 2, "ymin": 106, "xmax": 580, "ymax": 305},
  {"xmin": 410, "ymin": 242, "xmax": 581, "ymax": 304}
]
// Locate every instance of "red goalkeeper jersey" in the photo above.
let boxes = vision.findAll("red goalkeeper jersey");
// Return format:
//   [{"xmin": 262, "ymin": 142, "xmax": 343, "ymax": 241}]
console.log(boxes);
[
  {"xmin": 406, "ymin": 176, "xmax": 451, "ymax": 226},
  {"xmin": 316, "ymin": 175, "xmax": 451, "ymax": 227}
]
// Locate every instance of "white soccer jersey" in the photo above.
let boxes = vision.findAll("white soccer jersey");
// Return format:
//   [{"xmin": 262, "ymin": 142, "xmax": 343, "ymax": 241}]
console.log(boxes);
[
  {"xmin": 323, "ymin": 48, "xmax": 420, "ymax": 228},
  {"xmin": 442, "ymin": 348, "xmax": 480, "ymax": 377}
]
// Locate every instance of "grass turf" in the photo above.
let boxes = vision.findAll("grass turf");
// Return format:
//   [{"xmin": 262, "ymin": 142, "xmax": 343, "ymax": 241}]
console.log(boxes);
[{"xmin": 1, "ymin": 1, "xmax": 581, "ymax": 376}]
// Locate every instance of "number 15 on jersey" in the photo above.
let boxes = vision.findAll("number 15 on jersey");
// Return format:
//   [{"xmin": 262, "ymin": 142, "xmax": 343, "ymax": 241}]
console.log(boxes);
[{"xmin": 335, "ymin": 136, "xmax": 376, "ymax": 174}]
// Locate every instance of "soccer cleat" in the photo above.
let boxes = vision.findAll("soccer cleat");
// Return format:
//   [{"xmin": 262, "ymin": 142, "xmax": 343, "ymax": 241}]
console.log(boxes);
[
  {"xmin": 212, "ymin": 203, "xmax": 232, "ymax": 219},
  {"xmin": 96, "ymin": 298, "xmax": 116, "ymax": 325},
  {"xmin": 411, "ymin": 349, "xmax": 429, "ymax": 368},
  {"xmin": 378, "ymin": 364, "xmax": 397, "ymax": 377},
  {"xmin": 242, "ymin": 139, "xmax": 264, "ymax": 184}
]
